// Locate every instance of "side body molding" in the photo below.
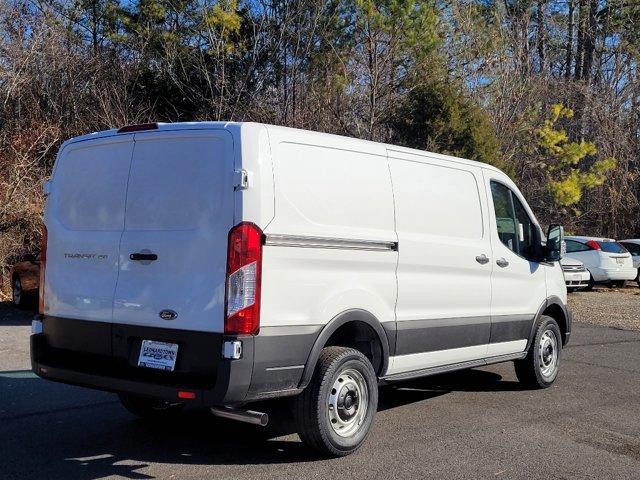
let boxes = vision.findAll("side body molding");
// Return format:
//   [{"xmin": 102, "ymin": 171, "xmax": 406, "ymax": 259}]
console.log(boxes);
[{"xmin": 297, "ymin": 309, "xmax": 394, "ymax": 390}]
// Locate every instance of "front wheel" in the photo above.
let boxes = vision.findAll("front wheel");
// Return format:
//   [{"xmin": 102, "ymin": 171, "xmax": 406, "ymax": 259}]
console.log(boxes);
[
  {"xmin": 514, "ymin": 316, "xmax": 561, "ymax": 388},
  {"xmin": 295, "ymin": 346, "xmax": 378, "ymax": 456},
  {"xmin": 119, "ymin": 393, "xmax": 185, "ymax": 420}
]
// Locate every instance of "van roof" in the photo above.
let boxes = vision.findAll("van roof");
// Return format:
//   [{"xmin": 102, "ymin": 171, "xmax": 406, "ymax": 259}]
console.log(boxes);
[{"xmin": 62, "ymin": 121, "xmax": 503, "ymax": 174}]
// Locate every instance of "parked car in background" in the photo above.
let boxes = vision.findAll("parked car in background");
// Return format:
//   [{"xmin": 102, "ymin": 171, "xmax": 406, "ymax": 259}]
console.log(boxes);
[
  {"xmin": 619, "ymin": 239, "xmax": 640, "ymax": 287},
  {"xmin": 564, "ymin": 236, "xmax": 636, "ymax": 288},
  {"xmin": 9, "ymin": 253, "xmax": 40, "ymax": 308},
  {"xmin": 560, "ymin": 257, "xmax": 591, "ymax": 291}
]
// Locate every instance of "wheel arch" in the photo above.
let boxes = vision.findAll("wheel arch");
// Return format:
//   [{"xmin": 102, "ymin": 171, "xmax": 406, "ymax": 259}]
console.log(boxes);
[
  {"xmin": 298, "ymin": 309, "xmax": 392, "ymax": 390},
  {"xmin": 527, "ymin": 296, "xmax": 571, "ymax": 348}
]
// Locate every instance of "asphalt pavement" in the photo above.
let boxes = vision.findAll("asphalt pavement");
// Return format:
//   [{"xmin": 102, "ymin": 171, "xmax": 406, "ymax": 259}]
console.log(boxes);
[{"xmin": 1, "ymin": 300, "xmax": 640, "ymax": 480}]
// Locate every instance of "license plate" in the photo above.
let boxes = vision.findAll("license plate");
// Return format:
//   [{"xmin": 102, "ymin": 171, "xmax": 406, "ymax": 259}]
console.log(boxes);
[
  {"xmin": 138, "ymin": 340, "xmax": 178, "ymax": 371},
  {"xmin": 616, "ymin": 257, "xmax": 625, "ymax": 265}
]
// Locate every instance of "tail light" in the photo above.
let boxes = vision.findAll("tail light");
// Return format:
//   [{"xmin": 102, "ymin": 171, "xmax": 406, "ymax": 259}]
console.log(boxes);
[
  {"xmin": 586, "ymin": 240, "xmax": 601, "ymax": 251},
  {"xmin": 224, "ymin": 222, "xmax": 263, "ymax": 335},
  {"xmin": 38, "ymin": 225, "xmax": 48, "ymax": 314}
]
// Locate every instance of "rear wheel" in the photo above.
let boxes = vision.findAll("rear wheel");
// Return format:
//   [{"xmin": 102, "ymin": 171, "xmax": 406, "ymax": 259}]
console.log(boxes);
[
  {"xmin": 295, "ymin": 346, "xmax": 378, "ymax": 457},
  {"xmin": 515, "ymin": 315, "xmax": 561, "ymax": 388},
  {"xmin": 636, "ymin": 271, "xmax": 640, "ymax": 288},
  {"xmin": 118, "ymin": 393, "xmax": 185, "ymax": 420},
  {"xmin": 12, "ymin": 276, "xmax": 24, "ymax": 308}
]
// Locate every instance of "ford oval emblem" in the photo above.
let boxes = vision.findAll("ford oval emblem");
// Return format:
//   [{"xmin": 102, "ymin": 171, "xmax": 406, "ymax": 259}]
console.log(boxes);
[{"xmin": 159, "ymin": 309, "xmax": 178, "ymax": 321}]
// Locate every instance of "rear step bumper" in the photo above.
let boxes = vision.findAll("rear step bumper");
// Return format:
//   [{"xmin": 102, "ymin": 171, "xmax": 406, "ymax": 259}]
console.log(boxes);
[
  {"xmin": 30, "ymin": 360, "xmax": 249, "ymax": 407},
  {"xmin": 30, "ymin": 317, "xmax": 254, "ymax": 406}
]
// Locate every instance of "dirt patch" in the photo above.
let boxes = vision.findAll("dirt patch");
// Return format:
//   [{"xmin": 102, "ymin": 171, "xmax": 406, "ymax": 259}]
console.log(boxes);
[{"xmin": 568, "ymin": 285, "xmax": 640, "ymax": 332}]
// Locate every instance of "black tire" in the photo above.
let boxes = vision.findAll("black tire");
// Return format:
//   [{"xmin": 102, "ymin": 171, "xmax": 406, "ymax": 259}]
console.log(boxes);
[
  {"xmin": 636, "ymin": 271, "xmax": 640, "ymax": 288},
  {"xmin": 12, "ymin": 276, "xmax": 24, "ymax": 308},
  {"xmin": 584, "ymin": 275, "xmax": 595, "ymax": 291},
  {"xmin": 514, "ymin": 315, "xmax": 562, "ymax": 389},
  {"xmin": 294, "ymin": 346, "xmax": 378, "ymax": 457},
  {"xmin": 118, "ymin": 393, "xmax": 185, "ymax": 420}
]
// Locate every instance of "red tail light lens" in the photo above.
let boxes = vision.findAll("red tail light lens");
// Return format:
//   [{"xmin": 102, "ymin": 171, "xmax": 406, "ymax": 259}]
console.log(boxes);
[
  {"xmin": 38, "ymin": 225, "xmax": 48, "ymax": 314},
  {"xmin": 177, "ymin": 391, "xmax": 196, "ymax": 400},
  {"xmin": 224, "ymin": 222, "xmax": 263, "ymax": 335},
  {"xmin": 585, "ymin": 240, "xmax": 601, "ymax": 251}
]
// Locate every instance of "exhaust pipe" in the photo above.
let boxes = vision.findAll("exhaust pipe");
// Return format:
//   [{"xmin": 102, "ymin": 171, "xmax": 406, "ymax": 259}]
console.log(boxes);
[{"xmin": 210, "ymin": 406, "xmax": 269, "ymax": 427}]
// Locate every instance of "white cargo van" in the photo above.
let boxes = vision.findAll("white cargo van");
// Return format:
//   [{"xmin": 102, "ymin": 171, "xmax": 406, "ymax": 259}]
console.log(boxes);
[{"xmin": 32, "ymin": 122, "xmax": 571, "ymax": 456}]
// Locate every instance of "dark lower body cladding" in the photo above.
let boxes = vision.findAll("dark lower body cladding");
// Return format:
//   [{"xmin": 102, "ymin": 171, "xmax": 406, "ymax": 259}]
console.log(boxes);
[{"xmin": 31, "ymin": 317, "xmax": 315, "ymax": 406}]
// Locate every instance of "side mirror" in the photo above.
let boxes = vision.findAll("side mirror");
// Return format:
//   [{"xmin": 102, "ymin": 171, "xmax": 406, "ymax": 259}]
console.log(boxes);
[{"xmin": 545, "ymin": 224, "xmax": 564, "ymax": 262}]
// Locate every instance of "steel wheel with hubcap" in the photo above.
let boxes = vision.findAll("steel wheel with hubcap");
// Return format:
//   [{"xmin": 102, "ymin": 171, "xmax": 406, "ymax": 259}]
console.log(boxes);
[
  {"xmin": 327, "ymin": 368, "xmax": 369, "ymax": 438},
  {"xmin": 538, "ymin": 329, "xmax": 559, "ymax": 381},
  {"xmin": 515, "ymin": 315, "xmax": 562, "ymax": 388},
  {"xmin": 295, "ymin": 346, "xmax": 378, "ymax": 456}
]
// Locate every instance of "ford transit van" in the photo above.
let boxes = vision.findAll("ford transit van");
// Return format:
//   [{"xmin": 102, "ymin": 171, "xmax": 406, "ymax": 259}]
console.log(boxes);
[{"xmin": 32, "ymin": 122, "xmax": 571, "ymax": 456}]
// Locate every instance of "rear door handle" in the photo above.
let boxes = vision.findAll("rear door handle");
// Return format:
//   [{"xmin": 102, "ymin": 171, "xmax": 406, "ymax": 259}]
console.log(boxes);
[
  {"xmin": 475, "ymin": 254, "xmax": 490, "ymax": 265},
  {"xmin": 496, "ymin": 258, "xmax": 509, "ymax": 268},
  {"xmin": 130, "ymin": 252, "xmax": 158, "ymax": 262}
]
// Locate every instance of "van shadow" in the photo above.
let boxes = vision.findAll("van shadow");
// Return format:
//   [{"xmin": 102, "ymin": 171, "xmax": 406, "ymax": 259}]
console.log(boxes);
[
  {"xmin": 0, "ymin": 301, "xmax": 35, "ymax": 326},
  {"xmin": 1, "ymin": 368, "xmax": 522, "ymax": 479},
  {"xmin": 379, "ymin": 368, "xmax": 525, "ymax": 411}
]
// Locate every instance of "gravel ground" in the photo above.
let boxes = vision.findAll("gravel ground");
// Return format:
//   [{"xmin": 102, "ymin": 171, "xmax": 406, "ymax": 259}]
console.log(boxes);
[{"xmin": 568, "ymin": 285, "xmax": 640, "ymax": 331}]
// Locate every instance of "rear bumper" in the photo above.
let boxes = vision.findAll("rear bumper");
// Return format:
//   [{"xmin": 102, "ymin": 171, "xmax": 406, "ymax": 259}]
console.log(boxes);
[
  {"xmin": 31, "ymin": 332, "xmax": 253, "ymax": 406},
  {"xmin": 31, "ymin": 319, "xmax": 253, "ymax": 406},
  {"xmin": 589, "ymin": 267, "xmax": 637, "ymax": 282},
  {"xmin": 31, "ymin": 343, "xmax": 243, "ymax": 406},
  {"xmin": 31, "ymin": 316, "xmax": 315, "ymax": 405}
]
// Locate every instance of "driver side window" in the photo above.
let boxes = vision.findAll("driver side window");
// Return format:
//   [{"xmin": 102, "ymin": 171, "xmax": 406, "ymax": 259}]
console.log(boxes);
[{"xmin": 490, "ymin": 181, "xmax": 537, "ymax": 260}]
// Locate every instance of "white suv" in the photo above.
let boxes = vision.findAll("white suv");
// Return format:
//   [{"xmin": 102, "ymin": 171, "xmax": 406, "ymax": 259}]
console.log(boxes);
[
  {"xmin": 32, "ymin": 122, "xmax": 571, "ymax": 456},
  {"xmin": 564, "ymin": 236, "xmax": 637, "ymax": 288}
]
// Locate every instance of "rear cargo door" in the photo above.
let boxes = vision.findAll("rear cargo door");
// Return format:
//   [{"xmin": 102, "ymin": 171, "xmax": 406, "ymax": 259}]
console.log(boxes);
[
  {"xmin": 45, "ymin": 136, "xmax": 134, "ymax": 322},
  {"xmin": 112, "ymin": 130, "xmax": 235, "ymax": 333}
]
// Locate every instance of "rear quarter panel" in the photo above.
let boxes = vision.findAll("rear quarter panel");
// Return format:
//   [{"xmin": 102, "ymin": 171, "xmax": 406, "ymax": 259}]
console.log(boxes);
[{"xmin": 257, "ymin": 127, "xmax": 398, "ymax": 331}]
